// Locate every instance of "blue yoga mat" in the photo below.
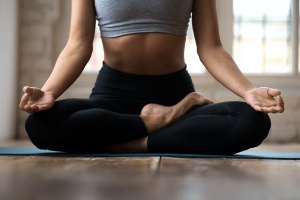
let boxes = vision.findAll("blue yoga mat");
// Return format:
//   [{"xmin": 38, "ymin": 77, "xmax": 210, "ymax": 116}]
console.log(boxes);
[{"xmin": 0, "ymin": 147, "xmax": 300, "ymax": 160}]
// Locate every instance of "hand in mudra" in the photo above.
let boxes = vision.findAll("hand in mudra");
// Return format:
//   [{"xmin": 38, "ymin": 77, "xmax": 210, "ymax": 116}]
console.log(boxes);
[
  {"xmin": 244, "ymin": 87, "xmax": 284, "ymax": 113},
  {"xmin": 19, "ymin": 86, "xmax": 55, "ymax": 113}
]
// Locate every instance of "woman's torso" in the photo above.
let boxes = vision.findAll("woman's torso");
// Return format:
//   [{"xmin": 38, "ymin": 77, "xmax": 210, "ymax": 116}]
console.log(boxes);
[
  {"xmin": 94, "ymin": 0, "xmax": 194, "ymax": 75},
  {"xmin": 102, "ymin": 34, "xmax": 186, "ymax": 75}
]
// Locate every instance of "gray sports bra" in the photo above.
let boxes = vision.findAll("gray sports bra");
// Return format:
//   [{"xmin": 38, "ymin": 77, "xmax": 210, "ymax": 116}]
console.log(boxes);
[{"xmin": 94, "ymin": 0, "xmax": 193, "ymax": 38}]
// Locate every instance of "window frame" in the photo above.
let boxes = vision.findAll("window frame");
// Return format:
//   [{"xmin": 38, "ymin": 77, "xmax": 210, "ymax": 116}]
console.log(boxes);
[{"xmin": 228, "ymin": 0, "xmax": 299, "ymax": 77}]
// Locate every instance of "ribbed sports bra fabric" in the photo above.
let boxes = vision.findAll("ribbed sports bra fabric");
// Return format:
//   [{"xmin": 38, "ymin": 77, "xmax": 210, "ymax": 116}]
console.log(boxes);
[{"xmin": 94, "ymin": 0, "xmax": 194, "ymax": 38}]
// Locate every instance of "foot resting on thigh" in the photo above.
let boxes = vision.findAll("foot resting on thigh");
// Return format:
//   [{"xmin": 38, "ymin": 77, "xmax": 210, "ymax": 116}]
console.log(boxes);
[
  {"xmin": 104, "ymin": 93, "xmax": 213, "ymax": 153},
  {"xmin": 140, "ymin": 92, "xmax": 213, "ymax": 133}
]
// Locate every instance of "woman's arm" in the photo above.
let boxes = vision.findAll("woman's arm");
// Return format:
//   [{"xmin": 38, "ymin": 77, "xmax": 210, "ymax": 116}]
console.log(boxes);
[
  {"xmin": 192, "ymin": 0, "xmax": 284, "ymax": 113},
  {"xmin": 192, "ymin": 0, "xmax": 254, "ymax": 98},
  {"xmin": 19, "ymin": 0, "xmax": 96, "ymax": 113},
  {"xmin": 41, "ymin": 0, "xmax": 96, "ymax": 99}
]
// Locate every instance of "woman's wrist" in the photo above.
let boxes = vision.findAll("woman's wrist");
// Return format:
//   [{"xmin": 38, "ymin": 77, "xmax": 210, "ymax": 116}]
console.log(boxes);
[
  {"xmin": 41, "ymin": 87, "xmax": 59, "ymax": 100},
  {"xmin": 240, "ymin": 85, "xmax": 256, "ymax": 100}
]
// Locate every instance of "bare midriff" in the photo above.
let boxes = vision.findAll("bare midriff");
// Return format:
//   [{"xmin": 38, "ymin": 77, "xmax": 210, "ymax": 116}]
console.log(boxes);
[{"xmin": 101, "ymin": 33, "xmax": 187, "ymax": 75}]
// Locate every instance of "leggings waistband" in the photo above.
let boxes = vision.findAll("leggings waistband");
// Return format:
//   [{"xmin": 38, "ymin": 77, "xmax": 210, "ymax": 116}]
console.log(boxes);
[
  {"xmin": 100, "ymin": 61, "xmax": 188, "ymax": 81},
  {"xmin": 90, "ymin": 62, "xmax": 195, "ymax": 106}
]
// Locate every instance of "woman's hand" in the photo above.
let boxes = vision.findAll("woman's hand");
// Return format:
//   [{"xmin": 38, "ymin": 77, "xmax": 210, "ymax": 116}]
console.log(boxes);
[
  {"xmin": 19, "ymin": 86, "xmax": 55, "ymax": 113},
  {"xmin": 243, "ymin": 87, "xmax": 284, "ymax": 114}
]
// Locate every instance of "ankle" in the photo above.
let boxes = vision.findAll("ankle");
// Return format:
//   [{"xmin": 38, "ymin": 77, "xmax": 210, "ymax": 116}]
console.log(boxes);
[{"xmin": 140, "ymin": 114, "xmax": 169, "ymax": 134}]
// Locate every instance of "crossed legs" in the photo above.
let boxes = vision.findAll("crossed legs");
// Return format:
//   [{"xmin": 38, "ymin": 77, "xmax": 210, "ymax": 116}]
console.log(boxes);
[{"xmin": 25, "ymin": 92, "xmax": 270, "ymax": 154}]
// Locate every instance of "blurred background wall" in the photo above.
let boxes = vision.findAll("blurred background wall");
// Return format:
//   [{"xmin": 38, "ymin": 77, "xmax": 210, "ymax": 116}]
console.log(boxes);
[
  {"xmin": 0, "ymin": 0, "xmax": 299, "ymax": 143},
  {"xmin": 0, "ymin": 0, "xmax": 18, "ymax": 140},
  {"xmin": 17, "ymin": 0, "xmax": 71, "ymax": 139}
]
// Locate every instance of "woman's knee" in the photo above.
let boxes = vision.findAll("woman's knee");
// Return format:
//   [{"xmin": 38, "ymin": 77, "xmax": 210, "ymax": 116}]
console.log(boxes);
[
  {"xmin": 25, "ymin": 112, "xmax": 53, "ymax": 150},
  {"xmin": 249, "ymin": 113, "xmax": 270, "ymax": 147},
  {"xmin": 237, "ymin": 103, "xmax": 271, "ymax": 146}
]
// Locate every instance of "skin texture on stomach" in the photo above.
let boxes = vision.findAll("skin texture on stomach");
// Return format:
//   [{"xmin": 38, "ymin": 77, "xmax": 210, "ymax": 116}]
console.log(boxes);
[{"xmin": 101, "ymin": 33, "xmax": 187, "ymax": 75}]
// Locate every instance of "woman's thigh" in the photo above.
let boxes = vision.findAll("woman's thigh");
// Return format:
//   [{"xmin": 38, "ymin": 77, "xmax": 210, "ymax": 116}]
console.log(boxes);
[
  {"xmin": 148, "ymin": 101, "xmax": 271, "ymax": 154},
  {"xmin": 25, "ymin": 98, "xmax": 147, "ymax": 152}
]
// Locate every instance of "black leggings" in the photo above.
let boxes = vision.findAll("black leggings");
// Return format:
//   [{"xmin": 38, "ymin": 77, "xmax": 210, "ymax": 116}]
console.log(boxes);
[{"xmin": 25, "ymin": 62, "xmax": 271, "ymax": 154}]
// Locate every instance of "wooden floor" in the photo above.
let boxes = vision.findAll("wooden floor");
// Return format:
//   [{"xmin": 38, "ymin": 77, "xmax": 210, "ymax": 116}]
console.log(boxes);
[{"xmin": 1, "ymin": 140, "xmax": 300, "ymax": 200}]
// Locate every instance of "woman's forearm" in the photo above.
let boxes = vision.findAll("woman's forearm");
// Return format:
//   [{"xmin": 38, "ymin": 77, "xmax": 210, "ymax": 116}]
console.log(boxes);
[
  {"xmin": 198, "ymin": 46, "xmax": 255, "ymax": 99},
  {"xmin": 41, "ymin": 43, "xmax": 93, "ymax": 99}
]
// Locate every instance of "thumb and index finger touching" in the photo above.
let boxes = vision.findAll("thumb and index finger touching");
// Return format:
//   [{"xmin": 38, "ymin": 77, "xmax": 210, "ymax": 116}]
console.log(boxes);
[
  {"xmin": 23, "ymin": 86, "xmax": 43, "ymax": 97},
  {"xmin": 266, "ymin": 87, "xmax": 285, "ymax": 113},
  {"xmin": 19, "ymin": 86, "xmax": 44, "ymax": 111},
  {"xmin": 267, "ymin": 88, "xmax": 281, "ymax": 97}
]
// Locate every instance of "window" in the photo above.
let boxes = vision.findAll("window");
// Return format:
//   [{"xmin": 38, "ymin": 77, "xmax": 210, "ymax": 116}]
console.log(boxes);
[{"xmin": 233, "ymin": 0, "xmax": 299, "ymax": 75}]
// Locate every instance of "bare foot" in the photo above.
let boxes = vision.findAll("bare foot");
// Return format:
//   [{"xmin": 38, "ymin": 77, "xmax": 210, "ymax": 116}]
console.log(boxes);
[
  {"xmin": 140, "ymin": 92, "xmax": 213, "ymax": 133},
  {"xmin": 103, "ymin": 93, "xmax": 213, "ymax": 153}
]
